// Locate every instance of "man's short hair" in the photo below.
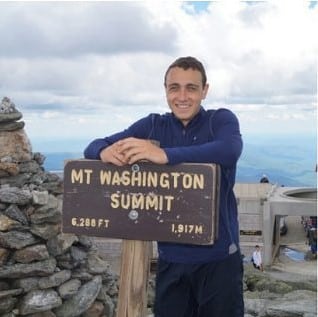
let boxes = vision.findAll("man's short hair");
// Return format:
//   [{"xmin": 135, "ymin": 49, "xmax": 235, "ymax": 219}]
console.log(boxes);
[{"xmin": 164, "ymin": 56, "xmax": 207, "ymax": 87}]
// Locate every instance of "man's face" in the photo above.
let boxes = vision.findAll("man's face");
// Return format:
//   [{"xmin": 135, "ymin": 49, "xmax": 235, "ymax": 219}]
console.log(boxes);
[{"xmin": 165, "ymin": 67, "xmax": 209, "ymax": 126}]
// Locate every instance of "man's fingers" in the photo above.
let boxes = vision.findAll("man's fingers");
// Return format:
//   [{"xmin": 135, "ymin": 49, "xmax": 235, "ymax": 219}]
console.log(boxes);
[
  {"xmin": 117, "ymin": 139, "xmax": 140, "ymax": 154},
  {"xmin": 115, "ymin": 138, "xmax": 166, "ymax": 164},
  {"xmin": 100, "ymin": 145, "xmax": 128, "ymax": 165}
]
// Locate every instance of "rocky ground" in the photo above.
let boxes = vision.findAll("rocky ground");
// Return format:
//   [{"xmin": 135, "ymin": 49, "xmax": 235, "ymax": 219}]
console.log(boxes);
[
  {"xmin": 245, "ymin": 216, "xmax": 316, "ymax": 317},
  {"xmin": 99, "ymin": 221, "xmax": 317, "ymax": 317},
  {"xmin": 92, "ymin": 212, "xmax": 317, "ymax": 317}
]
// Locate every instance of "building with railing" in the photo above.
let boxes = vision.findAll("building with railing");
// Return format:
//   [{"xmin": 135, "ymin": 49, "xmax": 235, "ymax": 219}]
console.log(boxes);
[{"xmin": 235, "ymin": 183, "xmax": 317, "ymax": 265}]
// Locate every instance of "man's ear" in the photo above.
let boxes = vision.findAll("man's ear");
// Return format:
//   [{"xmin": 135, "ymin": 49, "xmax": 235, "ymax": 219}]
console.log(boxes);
[{"xmin": 202, "ymin": 83, "xmax": 209, "ymax": 99}]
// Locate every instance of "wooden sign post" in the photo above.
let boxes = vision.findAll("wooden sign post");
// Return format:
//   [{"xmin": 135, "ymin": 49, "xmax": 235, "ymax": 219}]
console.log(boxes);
[
  {"xmin": 117, "ymin": 240, "xmax": 152, "ymax": 317},
  {"xmin": 62, "ymin": 160, "xmax": 220, "ymax": 316}
]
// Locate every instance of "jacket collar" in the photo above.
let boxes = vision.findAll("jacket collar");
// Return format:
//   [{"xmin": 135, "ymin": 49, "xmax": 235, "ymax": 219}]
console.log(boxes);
[{"xmin": 170, "ymin": 106, "xmax": 206, "ymax": 128}]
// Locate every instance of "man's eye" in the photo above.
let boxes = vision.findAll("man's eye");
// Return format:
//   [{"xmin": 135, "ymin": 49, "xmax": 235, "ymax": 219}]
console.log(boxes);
[
  {"xmin": 169, "ymin": 86, "xmax": 178, "ymax": 92},
  {"xmin": 187, "ymin": 86, "xmax": 197, "ymax": 91}
]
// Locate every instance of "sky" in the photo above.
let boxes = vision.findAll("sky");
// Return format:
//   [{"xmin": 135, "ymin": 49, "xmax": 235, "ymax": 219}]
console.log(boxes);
[{"xmin": 0, "ymin": 1, "xmax": 317, "ymax": 152}]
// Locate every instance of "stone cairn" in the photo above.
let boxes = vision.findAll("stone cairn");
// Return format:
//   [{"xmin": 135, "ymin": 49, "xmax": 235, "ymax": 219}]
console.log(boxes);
[
  {"xmin": 0, "ymin": 97, "xmax": 316, "ymax": 317},
  {"xmin": 0, "ymin": 97, "xmax": 122, "ymax": 316}
]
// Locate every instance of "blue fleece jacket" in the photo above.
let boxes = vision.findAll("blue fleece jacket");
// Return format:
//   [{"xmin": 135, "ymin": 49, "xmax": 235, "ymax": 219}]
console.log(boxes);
[{"xmin": 84, "ymin": 107, "xmax": 243, "ymax": 263}]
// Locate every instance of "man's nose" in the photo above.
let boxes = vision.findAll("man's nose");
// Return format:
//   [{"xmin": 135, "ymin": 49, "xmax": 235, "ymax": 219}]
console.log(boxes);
[{"xmin": 177, "ymin": 88, "xmax": 187, "ymax": 100}]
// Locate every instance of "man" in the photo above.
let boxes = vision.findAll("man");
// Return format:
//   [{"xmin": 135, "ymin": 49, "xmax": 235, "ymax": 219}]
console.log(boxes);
[
  {"xmin": 84, "ymin": 56, "xmax": 244, "ymax": 316},
  {"xmin": 252, "ymin": 245, "xmax": 263, "ymax": 271},
  {"xmin": 308, "ymin": 228, "xmax": 317, "ymax": 258}
]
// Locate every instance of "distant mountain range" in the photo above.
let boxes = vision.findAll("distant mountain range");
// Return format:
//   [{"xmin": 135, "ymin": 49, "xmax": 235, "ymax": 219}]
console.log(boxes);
[
  {"xmin": 41, "ymin": 135, "xmax": 317, "ymax": 188},
  {"xmin": 236, "ymin": 135, "xmax": 316, "ymax": 187}
]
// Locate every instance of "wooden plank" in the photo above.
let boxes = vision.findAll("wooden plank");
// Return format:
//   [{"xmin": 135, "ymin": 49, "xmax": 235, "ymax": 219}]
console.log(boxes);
[{"xmin": 116, "ymin": 240, "xmax": 152, "ymax": 317}]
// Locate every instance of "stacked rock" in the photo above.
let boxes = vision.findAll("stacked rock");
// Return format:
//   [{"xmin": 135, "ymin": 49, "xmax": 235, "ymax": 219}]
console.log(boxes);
[
  {"xmin": 0, "ymin": 98, "xmax": 120, "ymax": 316},
  {"xmin": 0, "ymin": 97, "xmax": 25, "ymax": 131},
  {"xmin": 0, "ymin": 97, "xmax": 32, "ymax": 166}
]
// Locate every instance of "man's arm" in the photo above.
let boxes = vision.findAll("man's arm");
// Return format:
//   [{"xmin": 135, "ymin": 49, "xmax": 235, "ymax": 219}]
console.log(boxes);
[
  {"xmin": 84, "ymin": 109, "xmax": 242, "ymax": 168},
  {"xmin": 116, "ymin": 109, "xmax": 241, "ymax": 167},
  {"xmin": 83, "ymin": 138, "xmax": 113, "ymax": 160},
  {"xmin": 83, "ymin": 114, "xmax": 156, "ymax": 162},
  {"xmin": 164, "ymin": 109, "xmax": 242, "ymax": 168}
]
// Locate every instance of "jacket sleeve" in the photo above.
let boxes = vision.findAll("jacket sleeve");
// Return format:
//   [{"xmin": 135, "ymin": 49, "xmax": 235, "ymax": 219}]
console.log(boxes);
[
  {"xmin": 164, "ymin": 109, "xmax": 243, "ymax": 168},
  {"xmin": 83, "ymin": 115, "xmax": 154, "ymax": 159}
]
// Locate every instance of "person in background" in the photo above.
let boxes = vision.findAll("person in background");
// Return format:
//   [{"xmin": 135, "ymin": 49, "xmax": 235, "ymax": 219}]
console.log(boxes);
[
  {"xmin": 252, "ymin": 245, "xmax": 264, "ymax": 271},
  {"xmin": 308, "ymin": 227, "xmax": 317, "ymax": 258},
  {"xmin": 260, "ymin": 174, "xmax": 269, "ymax": 183},
  {"xmin": 84, "ymin": 56, "xmax": 244, "ymax": 317}
]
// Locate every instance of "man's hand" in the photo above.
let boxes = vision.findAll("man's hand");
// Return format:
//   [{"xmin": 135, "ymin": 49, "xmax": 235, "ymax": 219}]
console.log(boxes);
[
  {"xmin": 99, "ymin": 143, "xmax": 128, "ymax": 166},
  {"xmin": 116, "ymin": 137, "xmax": 168, "ymax": 165}
]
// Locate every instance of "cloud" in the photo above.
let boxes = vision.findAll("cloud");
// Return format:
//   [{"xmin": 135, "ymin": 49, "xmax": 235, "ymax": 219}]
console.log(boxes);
[
  {"xmin": 142, "ymin": 2, "xmax": 317, "ymax": 108},
  {"xmin": 0, "ymin": 2, "xmax": 177, "ymax": 57},
  {"xmin": 0, "ymin": 1, "xmax": 316, "ymax": 148}
]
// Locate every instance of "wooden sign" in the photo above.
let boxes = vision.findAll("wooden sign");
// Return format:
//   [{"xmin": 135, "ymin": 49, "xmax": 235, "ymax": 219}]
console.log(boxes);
[{"xmin": 62, "ymin": 160, "xmax": 220, "ymax": 245}]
